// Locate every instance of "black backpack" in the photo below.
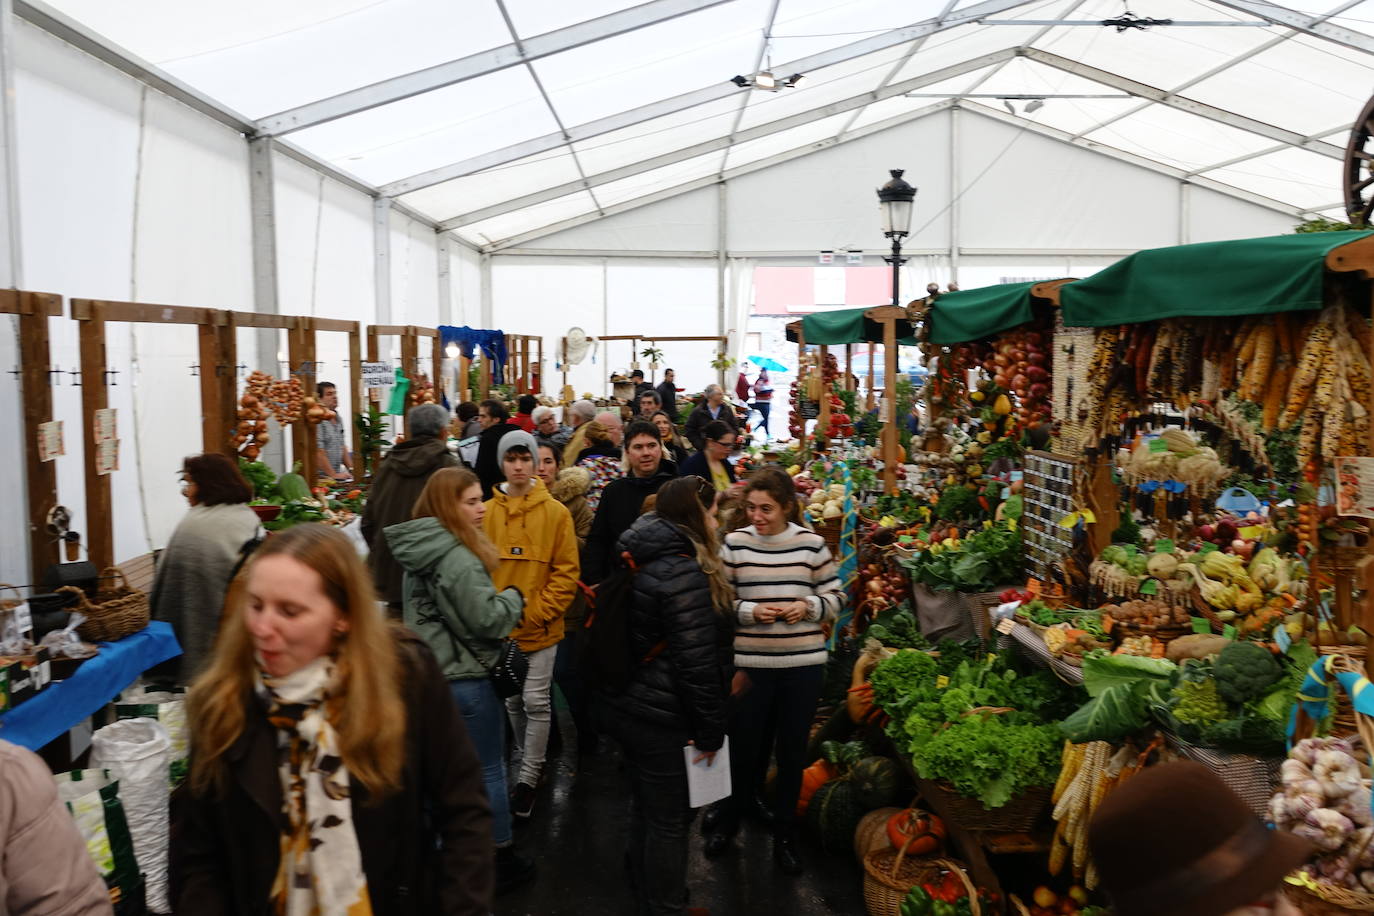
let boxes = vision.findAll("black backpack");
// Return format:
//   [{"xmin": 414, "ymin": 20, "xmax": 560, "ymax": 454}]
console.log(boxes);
[{"xmin": 580, "ymin": 551, "xmax": 665, "ymax": 695}]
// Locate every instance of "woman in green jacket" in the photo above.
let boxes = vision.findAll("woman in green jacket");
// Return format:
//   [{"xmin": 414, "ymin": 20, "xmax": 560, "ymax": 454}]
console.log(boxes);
[{"xmin": 385, "ymin": 467, "xmax": 534, "ymax": 895}]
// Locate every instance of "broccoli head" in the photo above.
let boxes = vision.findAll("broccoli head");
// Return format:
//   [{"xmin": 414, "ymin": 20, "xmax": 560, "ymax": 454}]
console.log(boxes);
[{"xmin": 1213, "ymin": 642, "xmax": 1282, "ymax": 706}]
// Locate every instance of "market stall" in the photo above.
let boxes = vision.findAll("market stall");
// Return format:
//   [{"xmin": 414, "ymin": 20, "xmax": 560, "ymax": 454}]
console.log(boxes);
[{"xmin": 787, "ymin": 231, "xmax": 1374, "ymax": 915}]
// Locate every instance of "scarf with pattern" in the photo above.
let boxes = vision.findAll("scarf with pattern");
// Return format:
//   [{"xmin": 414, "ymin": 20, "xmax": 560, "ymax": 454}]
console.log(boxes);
[{"xmin": 257, "ymin": 656, "xmax": 373, "ymax": 916}]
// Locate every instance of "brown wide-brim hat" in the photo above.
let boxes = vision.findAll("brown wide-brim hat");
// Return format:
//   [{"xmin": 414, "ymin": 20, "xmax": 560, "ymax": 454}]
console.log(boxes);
[{"xmin": 1088, "ymin": 760, "xmax": 1313, "ymax": 916}]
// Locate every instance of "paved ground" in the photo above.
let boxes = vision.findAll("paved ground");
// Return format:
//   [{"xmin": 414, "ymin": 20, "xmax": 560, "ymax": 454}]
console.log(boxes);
[{"xmin": 494, "ymin": 711, "xmax": 865, "ymax": 916}]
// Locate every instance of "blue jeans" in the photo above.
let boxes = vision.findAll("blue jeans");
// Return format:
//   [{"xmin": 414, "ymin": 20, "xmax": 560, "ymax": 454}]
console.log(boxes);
[{"xmin": 450, "ymin": 677, "xmax": 513, "ymax": 847}]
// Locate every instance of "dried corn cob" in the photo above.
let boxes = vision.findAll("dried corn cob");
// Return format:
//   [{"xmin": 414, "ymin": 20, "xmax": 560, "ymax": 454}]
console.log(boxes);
[
  {"xmin": 1053, "ymin": 741, "xmax": 1085, "ymax": 804},
  {"xmin": 1242, "ymin": 320, "xmax": 1276, "ymax": 402},
  {"xmin": 1262, "ymin": 362, "xmax": 1291, "ymax": 432},
  {"xmin": 1298, "ymin": 408, "xmax": 1322, "ymax": 472},
  {"xmin": 1049, "ymin": 819, "xmax": 1069, "ymax": 875},
  {"xmin": 1237, "ymin": 316, "xmax": 1261, "ymax": 365},
  {"xmin": 1282, "ymin": 318, "xmax": 1334, "ymax": 427}
]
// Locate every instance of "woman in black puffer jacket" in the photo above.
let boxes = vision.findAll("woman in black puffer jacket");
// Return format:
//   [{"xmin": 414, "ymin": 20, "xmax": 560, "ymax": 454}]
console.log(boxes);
[{"xmin": 595, "ymin": 476, "xmax": 734, "ymax": 916}]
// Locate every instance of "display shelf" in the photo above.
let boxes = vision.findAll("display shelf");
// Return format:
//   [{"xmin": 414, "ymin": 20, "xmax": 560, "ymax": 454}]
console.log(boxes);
[
  {"xmin": 0, "ymin": 621, "xmax": 180, "ymax": 751},
  {"xmin": 996, "ymin": 620, "xmax": 1085, "ymax": 685}
]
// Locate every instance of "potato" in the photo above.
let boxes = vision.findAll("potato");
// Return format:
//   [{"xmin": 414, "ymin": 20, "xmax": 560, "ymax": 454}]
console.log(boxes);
[{"xmin": 1166, "ymin": 634, "xmax": 1231, "ymax": 662}]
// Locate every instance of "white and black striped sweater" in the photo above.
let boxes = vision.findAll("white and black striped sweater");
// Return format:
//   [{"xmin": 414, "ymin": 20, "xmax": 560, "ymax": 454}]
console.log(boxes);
[{"xmin": 719, "ymin": 523, "xmax": 847, "ymax": 669}]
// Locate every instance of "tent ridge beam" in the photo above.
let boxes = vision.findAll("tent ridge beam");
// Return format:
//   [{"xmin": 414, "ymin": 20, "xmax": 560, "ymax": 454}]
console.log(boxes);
[
  {"xmin": 437, "ymin": 57, "xmax": 994, "ymax": 230},
  {"xmin": 480, "ymin": 99, "xmax": 959, "ymax": 251},
  {"xmin": 1022, "ymin": 48, "xmax": 1345, "ymax": 160},
  {"xmin": 378, "ymin": 0, "xmax": 1031, "ymax": 197},
  {"xmin": 1207, "ymin": 0, "xmax": 1374, "ymax": 53},
  {"xmin": 254, "ymin": 0, "xmax": 733, "ymax": 137}
]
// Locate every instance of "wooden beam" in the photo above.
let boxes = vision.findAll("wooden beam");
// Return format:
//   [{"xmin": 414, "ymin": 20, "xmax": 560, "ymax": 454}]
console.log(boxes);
[
  {"xmin": 818, "ymin": 345, "xmax": 832, "ymax": 444},
  {"xmin": 69, "ymin": 298, "xmax": 212, "ymax": 325},
  {"xmin": 536, "ymin": 338, "xmax": 543, "ymax": 394},
  {"xmin": 77, "ymin": 302, "xmax": 113, "ymax": 572},
  {"xmin": 481, "ymin": 355, "xmax": 491, "ymax": 400},
  {"xmin": 12, "ymin": 291, "xmax": 61, "ymax": 583},
  {"xmin": 226, "ymin": 311, "xmax": 296, "ymax": 330},
  {"xmin": 430, "ymin": 332, "xmax": 442, "ymax": 407},
  {"xmin": 844, "ymin": 344, "xmax": 854, "ymax": 392},
  {"xmin": 1029, "ymin": 278, "xmax": 1075, "ymax": 304},
  {"xmin": 1327, "ymin": 234, "xmax": 1374, "ymax": 278},
  {"xmin": 287, "ymin": 319, "xmax": 318, "ymax": 477},
  {"xmin": 521, "ymin": 337, "xmax": 531, "ymax": 394},
  {"xmin": 867, "ymin": 345, "xmax": 876, "ymax": 411}
]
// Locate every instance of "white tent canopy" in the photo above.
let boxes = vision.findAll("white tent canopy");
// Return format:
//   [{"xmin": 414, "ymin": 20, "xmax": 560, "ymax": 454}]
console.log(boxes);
[{"xmin": 0, "ymin": 0, "xmax": 1370, "ymax": 580}]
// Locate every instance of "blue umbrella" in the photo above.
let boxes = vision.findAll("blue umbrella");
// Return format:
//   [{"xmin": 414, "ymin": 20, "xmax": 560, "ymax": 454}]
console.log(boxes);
[{"xmin": 747, "ymin": 356, "xmax": 788, "ymax": 372}]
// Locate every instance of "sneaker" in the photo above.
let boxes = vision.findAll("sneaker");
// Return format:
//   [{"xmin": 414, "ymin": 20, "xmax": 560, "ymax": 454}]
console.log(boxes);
[
  {"xmin": 494, "ymin": 846, "xmax": 536, "ymax": 895},
  {"xmin": 510, "ymin": 781, "xmax": 537, "ymax": 819}
]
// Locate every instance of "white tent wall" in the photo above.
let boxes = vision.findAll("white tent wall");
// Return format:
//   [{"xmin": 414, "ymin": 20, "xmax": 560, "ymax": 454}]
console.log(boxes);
[
  {"xmin": 1185, "ymin": 186, "xmax": 1301, "ymax": 243},
  {"xmin": 506, "ymin": 187, "xmax": 720, "ymax": 253},
  {"xmin": 388, "ymin": 208, "xmax": 440, "ymax": 329},
  {"xmin": 449, "ymin": 245, "xmax": 482, "ymax": 328}
]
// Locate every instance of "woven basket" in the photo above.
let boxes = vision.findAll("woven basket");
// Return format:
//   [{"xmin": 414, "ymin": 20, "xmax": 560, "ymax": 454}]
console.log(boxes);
[
  {"xmin": 862, "ymin": 848, "xmax": 977, "ymax": 916},
  {"xmin": 854, "ymin": 806, "xmax": 903, "ymax": 862},
  {"xmin": 1164, "ymin": 733, "xmax": 1281, "ymax": 818},
  {"xmin": 57, "ymin": 567, "xmax": 149, "ymax": 643},
  {"xmin": 1050, "ymin": 315, "xmax": 1097, "ymax": 453},
  {"xmin": 816, "ymin": 520, "xmax": 850, "ymax": 558},
  {"xmin": 961, "ymin": 587, "xmax": 1018, "ymax": 640},
  {"xmin": 1284, "ymin": 878, "xmax": 1374, "ymax": 914},
  {"xmin": 922, "ymin": 779, "xmax": 1051, "ymax": 833},
  {"xmin": 0, "ymin": 584, "xmax": 21, "ymax": 611}
]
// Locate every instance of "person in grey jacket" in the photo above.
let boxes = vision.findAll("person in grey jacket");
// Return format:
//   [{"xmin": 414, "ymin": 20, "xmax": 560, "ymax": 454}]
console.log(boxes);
[
  {"xmin": 0, "ymin": 738, "xmax": 113, "ymax": 915},
  {"xmin": 385, "ymin": 466, "xmax": 535, "ymax": 896},
  {"xmin": 150, "ymin": 452, "xmax": 261, "ymax": 685}
]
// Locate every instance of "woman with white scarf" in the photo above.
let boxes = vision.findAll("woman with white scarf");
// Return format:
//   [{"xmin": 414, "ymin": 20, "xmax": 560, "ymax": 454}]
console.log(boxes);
[{"xmin": 171, "ymin": 523, "xmax": 494, "ymax": 915}]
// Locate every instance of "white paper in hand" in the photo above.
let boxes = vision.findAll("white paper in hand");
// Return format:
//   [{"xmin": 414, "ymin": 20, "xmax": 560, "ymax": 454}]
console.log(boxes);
[{"xmin": 684, "ymin": 738, "xmax": 731, "ymax": 808}]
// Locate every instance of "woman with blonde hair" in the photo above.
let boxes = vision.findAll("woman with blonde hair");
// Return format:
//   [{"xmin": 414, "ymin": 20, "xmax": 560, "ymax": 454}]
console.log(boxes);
[
  {"xmin": 172, "ymin": 523, "xmax": 494, "ymax": 915},
  {"xmin": 385, "ymin": 467, "xmax": 535, "ymax": 894},
  {"xmin": 594, "ymin": 475, "xmax": 734, "ymax": 915}
]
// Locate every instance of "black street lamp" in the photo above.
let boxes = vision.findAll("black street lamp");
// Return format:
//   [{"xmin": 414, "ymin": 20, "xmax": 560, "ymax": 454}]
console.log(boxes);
[{"xmin": 876, "ymin": 169, "xmax": 917, "ymax": 307}]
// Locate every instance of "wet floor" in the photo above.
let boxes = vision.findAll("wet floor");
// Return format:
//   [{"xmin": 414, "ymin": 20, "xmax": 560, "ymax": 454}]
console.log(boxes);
[{"xmin": 495, "ymin": 710, "xmax": 866, "ymax": 916}]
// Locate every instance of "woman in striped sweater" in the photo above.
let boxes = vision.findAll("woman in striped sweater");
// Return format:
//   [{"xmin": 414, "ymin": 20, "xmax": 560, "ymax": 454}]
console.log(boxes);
[{"xmin": 705, "ymin": 467, "xmax": 846, "ymax": 874}]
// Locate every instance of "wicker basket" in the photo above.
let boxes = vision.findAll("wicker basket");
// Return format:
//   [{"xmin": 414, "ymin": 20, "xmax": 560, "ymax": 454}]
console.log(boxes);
[
  {"xmin": 1163, "ymin": 733, "xmax": 1281, "ymax": 818},
  {"xmin": 854, "ymin": 806, "xmax": 903, "ymax": 862},
  {"xmin": 816, "ymin": 519, "xmax": 851, "ymax": 558},
  {"xmin": 961, "ymin": 587, "xmax": 1018, "ymax": 640},
  {"xmin": 922, "ymin": 779, "xmax": 1051, "ymax": 833},
  {"xmin": 57, "ymin": 567, "xmax": 149, "ymax": 643},
  {"xmin": 1316, "ymin": 648, "xmax": 1367, "ymax": 737},
  {"xmin": 1284, "ymin": 878, "xmax": 1374, "ymax": 914},
  {"xmin": 863, "ymin": 848, "xmax": 977, "ymax": 916}
]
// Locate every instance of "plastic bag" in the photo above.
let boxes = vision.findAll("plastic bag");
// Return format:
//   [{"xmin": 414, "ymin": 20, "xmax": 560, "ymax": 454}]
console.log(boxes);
[
  {"xmin": 55, "ymin": 768, "xmax": 141, "ymax": 908},
  {"xmin": 116, "ymin": 687, "xmax": 188, "ymax": 764},
  {"xmin": 92, "ymin": 718, "xmax": 171, "ymax": 914},
  {"xmin": 40, "ymin": 612, "xmax": 98, "ymax": 658}
]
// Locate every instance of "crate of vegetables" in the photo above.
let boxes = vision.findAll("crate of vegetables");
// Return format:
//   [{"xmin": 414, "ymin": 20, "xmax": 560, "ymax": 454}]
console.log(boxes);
[{"xmin": 1101, "ymin": 599, "xmax": 1193, "ymax": 645}]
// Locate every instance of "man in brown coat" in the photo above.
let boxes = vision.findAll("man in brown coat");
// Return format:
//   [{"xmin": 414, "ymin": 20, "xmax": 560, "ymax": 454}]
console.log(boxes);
[{"xmin": 361, "ymin": 402, "xmax": 460, "ymax": 614}]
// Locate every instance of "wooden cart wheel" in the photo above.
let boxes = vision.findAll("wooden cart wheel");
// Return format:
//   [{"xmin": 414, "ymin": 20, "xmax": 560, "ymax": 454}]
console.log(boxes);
[{"xmin": 1345, "ymin": 92, "xmax": 1374, "ymax": 227}]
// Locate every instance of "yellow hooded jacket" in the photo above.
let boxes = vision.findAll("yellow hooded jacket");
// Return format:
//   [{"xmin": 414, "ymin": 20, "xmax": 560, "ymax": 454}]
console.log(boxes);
[{"xmin": 483, "ymin": 478, "xmax": 580, "ymax": 653}]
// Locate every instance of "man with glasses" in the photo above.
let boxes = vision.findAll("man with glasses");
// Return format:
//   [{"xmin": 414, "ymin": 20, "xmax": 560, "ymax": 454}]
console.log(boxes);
[
  {"xmin": 683, "ymin": 384, "xmax": 740, "ymax": 452},
  {"xmin": 677, "ymin": 420, "xmax": 738, "ymax": 495},
  {"xmin": 583, "ymin": 419, "xmax": 678, "ymax": 583}
]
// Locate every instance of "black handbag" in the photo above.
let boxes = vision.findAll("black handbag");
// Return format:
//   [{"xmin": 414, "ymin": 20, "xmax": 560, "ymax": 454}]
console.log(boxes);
[{"xmin": 421, "ymin": 578, "xmax": 528, "ymax": 698}]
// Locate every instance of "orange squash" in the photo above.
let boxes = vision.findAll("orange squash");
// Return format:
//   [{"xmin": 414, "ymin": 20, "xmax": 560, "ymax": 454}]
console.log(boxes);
[
  {"xmin": 886, "ymin": 808, "xmax": 947, "ymax": 855},
  {"xmin": 797, "ymin": 759, "xmax": 839, "ymax": 816}
]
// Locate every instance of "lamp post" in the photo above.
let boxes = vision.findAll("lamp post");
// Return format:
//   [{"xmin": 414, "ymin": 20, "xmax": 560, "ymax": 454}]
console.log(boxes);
[
  {"xmin": 876, "ymin": 169, "xmax": 916, "ymax": 306},
  {"xmin": 876, "ymin": 169, "xmax": 916, "ymax": 493}
]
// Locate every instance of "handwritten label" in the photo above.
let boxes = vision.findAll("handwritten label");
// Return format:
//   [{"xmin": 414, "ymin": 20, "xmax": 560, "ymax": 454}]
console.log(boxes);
[
  {"xmin": 361, "ymin": 361, "xmax": 393, "ymax": 387},
  {"xmin": 995, "ymin": 617, "xmax": 1017, "ymax": 635},
  {"xmin": 1191, "ymin": 617, "xmax": 1213, "ymax": 634},
  {"xmin": 37, "ymin": 421, "xmax": 64, "ymax": 461},
  {"xmin": 1148, "ymin": 438, "xmax": 1169, "ymax": 453}
]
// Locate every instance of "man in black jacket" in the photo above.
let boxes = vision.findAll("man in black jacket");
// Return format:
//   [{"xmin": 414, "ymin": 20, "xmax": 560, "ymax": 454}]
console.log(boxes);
[
  {"xmin": 683, "ymin": 384, "xmax": 740, "ymax": 451},
  {"xmin": 474, "ymin": 399, "xmax": 521, "ymax": 498},
  {"xmin": 360, "ymin": 403, "xmax": 460, "ymax": 614},
  {"xmin": 583, "ymin": 420, "xmax": 678, "ymax": 583},
  {"xmin": 655, "ymin": 369, "xmax": 678, "ymax": 418}
]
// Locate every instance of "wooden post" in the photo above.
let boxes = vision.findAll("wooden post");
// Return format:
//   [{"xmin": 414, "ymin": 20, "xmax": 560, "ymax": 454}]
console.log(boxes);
[
  {"xmin": 481, "ymin": 356, "xmax": 491, "ymax": 399},
  {"xmin": 867, "ymin": 345, "xmax": 876, "ymax": 411},
  {"xmin": 430, "ymin": 332, "xmax": 442, "ymax": 405},
  {"xmin": 199, "ymin": 315, "xmax": 226, "ymax": 456},
  {"xmin": 12, "ymin": 291, "xmax": 62, "ymax": 583},
  {"xmin": 882, "ymin": 317, "xmax": 899, "ymax": 493},
  {"xmin": 287, "ymin": 319, "xmax": 318, "ymax": 478},
  {"xmin": 401, "ymin": 328, "xmax": 419, "ymax": 436},
  {"xmin": 845, "ymin": 344, "xmax": 854, "ymax": 392},
  {"xmin": 535, "ymin": 337, "xmax": 543, "ymax": 394},
  {"xmin": 521, "ymin": 337, "xmax": 531, "ymax": 394},
  {"xmin": 347, "ymin": 325, "xmax": 363, "ymax": 474},
  {"xmin": 460, "ymin": 355, "xmax": 471, "ymax": 404},
  {"xmin": 797, "ymin": 327, "xmax": 808, "ymax": 460},
  {"xmin": 817, "ymin": 345, "xmax": 832, "ymax": 446},
  {"xmin": 217, "ymin": 313, "xmax": 238, "ymax": 459},
  {"xmin": 560, "ymin": 338, "xmax": 568, "ymax": 398},
  {"xmin": 77, "ymin": 302, "xmax": 113, "ymax": 572}
]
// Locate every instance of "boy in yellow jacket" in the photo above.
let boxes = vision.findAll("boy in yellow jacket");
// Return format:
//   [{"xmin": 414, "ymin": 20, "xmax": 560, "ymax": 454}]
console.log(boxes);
[{"xmin": 484, "ymin": 429, "xmax": 580, "ymax": 819}]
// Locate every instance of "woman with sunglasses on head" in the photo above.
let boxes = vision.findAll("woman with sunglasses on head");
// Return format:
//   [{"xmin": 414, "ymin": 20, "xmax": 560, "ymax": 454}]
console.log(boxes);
[
  {"xmin": 704, "ymin": 466, "xmax": 846, "ymax": 875},
  {"xmin": 172, "ymin": 523, "xmax": 495, "ymax": 915},
  {"xmin": 594, "ymin": 476, "xmax": 734, "ymax": 916},
  {"xmin": 649, "ymin": 409, "xmax": 690, "ymax": 466},
  {"xmin": 677, "ymin": 419, "xmax": 738, "ymax": 495}
]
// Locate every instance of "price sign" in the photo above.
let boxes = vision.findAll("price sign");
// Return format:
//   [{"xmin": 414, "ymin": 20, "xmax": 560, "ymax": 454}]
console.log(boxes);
[
  {"xmin": 799, "ymin": 399, "xmax": 820, "ymax": 419},
  {"xmin": 37, "ymin": 421, "xmax": 64, "ymax": 461},
  {"xmin": 361, "ymin": 362, "xmax": 394, "ymax": 387},
  {"xmin": 995, "ymin": 617, "xmax": 1017, "ymax": 635}
]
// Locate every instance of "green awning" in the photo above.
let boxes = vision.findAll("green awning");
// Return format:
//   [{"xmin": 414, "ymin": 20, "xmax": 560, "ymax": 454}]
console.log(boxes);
[
  {"xmin": 789, "ymin": 307, "xmax": 918, "ymax": 346},
  {"xmin": 1060, "ymin": 231, "xmax": 1374, "ymax": 327},
  {"xmin": 926, "ymin": 280, "xmax": 1065, "ymax": 344}
]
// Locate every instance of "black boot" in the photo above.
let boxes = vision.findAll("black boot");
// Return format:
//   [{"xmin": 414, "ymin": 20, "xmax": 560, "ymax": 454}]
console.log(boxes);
[
  {"xmin": 748, "ymin": 792, "xmax": 776, "ymax": 826},
  {"xmin": 774, "ymin": 835, "xmax": 803, "ymax": 875},
  {"xmin": 703, "ymin": 829, "xmax": 734, "ymax": 858},
  {"xmin": 495, "ymin": 846, "xmax": 537, "ymax": 895}
]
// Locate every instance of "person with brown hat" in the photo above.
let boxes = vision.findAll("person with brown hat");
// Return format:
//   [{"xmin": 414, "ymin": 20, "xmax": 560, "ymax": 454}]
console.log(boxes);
[{"xmin": 1088, "ymin": 760, "xmax": 1312, "ymax": 916}]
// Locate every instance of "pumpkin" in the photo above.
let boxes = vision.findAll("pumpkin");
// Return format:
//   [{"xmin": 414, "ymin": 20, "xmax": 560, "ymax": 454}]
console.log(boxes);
[
  {"xmin": 807, "ymin": 778, "xmax": 865, "ymax": 854},
  {"xmin": 851, "ymin": 756, "xmax": 901, "ymax": 809},
  {"xmin": 796, "ymin": 759, "xmax": 839, "ymax": 816},
  {"xmin": 886, "ymin": 808, "xmax": 946, "ymax": 856},
  {"xmin": 853, "ymin": 806, "xmax": 902, "ymax": 861}
]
